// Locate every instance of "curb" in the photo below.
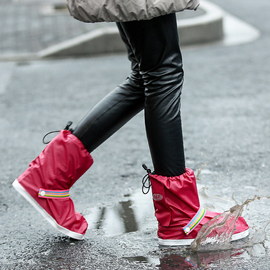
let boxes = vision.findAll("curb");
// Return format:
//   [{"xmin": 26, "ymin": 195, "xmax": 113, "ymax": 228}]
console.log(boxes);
[
  {"xmin": 38, "ymin": 0, "xmax": 224, "ymax": 58},
  {"xmin": 177, "ymin": 1, "xmax": 223, "ymax": 45}
]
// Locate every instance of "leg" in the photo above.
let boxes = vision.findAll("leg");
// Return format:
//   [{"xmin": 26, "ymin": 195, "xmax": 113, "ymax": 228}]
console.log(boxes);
[
  {"xmin": 119, "ymin": 15, "xmax": 249, "ymax": 246},
  {"xmin": 73, "ymin": 24, "xmax": 145, "ymax": 152},
  {"xmin": 12, "ymin": 27, "xmax": 144, "ymax": 239},
  {"xmin": 119, "ymin": 14, "xmax": 185, "ymax": 176}
]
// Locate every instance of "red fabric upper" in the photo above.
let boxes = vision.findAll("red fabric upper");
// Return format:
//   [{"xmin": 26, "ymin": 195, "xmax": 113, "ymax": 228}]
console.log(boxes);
[
  {"xmin": 17, "ymin": 130, "xmax": 93, "ymax": 235},
  {"xmin": 149, "ymin": 168, "xmax": 249, "ymax": 240}
]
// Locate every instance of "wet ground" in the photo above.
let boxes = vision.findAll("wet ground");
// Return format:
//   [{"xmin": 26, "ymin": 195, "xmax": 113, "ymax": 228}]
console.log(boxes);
[
  {"xmin": 1, "ymin": 47, "xmax": 270, "ymax": 268},
  {"xmin": 1, "ymin": 0, "xmax": 270, "ymax": 269}
]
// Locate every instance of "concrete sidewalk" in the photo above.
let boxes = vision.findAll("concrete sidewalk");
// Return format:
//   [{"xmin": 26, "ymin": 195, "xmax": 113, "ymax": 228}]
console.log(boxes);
[{"xmin": 0, "ymin": 0, "xmax": 224, "ymax": 60}]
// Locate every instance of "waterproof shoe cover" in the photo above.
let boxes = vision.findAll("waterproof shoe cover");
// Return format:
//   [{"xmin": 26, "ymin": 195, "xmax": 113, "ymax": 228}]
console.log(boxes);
[
  {"xmin": 149, "ymin": 168, "xmax": 249, "ymax": 246},
  {"xmin": 12, "ymin": 130, "xmax": 93, "ymax": 240}
]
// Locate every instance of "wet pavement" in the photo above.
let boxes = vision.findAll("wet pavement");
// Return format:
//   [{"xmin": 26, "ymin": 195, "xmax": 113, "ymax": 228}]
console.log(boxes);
[{"xmin": 1, "ymin": 0, "xmax": 270, "ymax": 269}]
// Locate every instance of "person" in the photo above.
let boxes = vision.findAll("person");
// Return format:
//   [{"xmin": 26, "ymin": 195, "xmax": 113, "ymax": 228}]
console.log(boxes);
[{"xmin": 12, "ymin": 12, "xmax": 249, "ymax": 245}]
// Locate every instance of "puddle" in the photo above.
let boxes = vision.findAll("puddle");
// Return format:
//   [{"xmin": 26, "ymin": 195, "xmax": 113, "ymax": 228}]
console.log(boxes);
[
  {"xmin": 85, "ymin": 190, "xmax": 157, "ymax": 237},
  {"xmin": 84, "ymin": 170, "xmax": 270, "ymax": 269}
]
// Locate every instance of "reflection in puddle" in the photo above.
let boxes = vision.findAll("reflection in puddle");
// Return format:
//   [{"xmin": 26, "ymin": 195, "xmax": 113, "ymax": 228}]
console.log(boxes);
[
  {"xmin": 85, "ymin": 191, "xmax": 156, "ymax": 237},
  {"xmin": 157, "ymin": 249, "xmax": 244, "ymax": 269},
  {"xmin": 85, "ymin": 182, "xmax": 270, "ymax": 269}
]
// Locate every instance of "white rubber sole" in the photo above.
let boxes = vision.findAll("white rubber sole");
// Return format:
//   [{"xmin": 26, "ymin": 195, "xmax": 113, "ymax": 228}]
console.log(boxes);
[
  {"xmin": 158, "ymin": 229, "xmax": 250, "ymax": 246},
  {"xmin": 12, "ymin": 179, "xmax": 85, "ymax": 240}
]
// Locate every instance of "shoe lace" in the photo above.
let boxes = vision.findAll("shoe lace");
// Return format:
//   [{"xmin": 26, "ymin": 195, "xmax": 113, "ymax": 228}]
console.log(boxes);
[
  {"xmin": 42, "ymin": 121, "xmax": 74, "ymax": 144},
  {"xmin": 141, "ymin": 164, "xmax": 152, "ymax": 194}
]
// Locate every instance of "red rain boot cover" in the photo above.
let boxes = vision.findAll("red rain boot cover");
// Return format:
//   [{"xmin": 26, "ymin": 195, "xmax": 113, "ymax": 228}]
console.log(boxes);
[
  {"xmin": 150, "ymin": 168, "xmax": 249, "ymax": 241},
  {"xmin": 16, "ymin": 130, "xmax": 93, "ymax": 237}
]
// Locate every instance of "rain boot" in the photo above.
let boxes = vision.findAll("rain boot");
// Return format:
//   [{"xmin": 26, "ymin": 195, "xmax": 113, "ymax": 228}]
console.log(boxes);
[
  {"xmin": 12, "ymin": 125, "xmax": 93, "ymax": 240},
  {"xmin": 146, "ymin": 167, "xmax": 249, "ymax": 246}
]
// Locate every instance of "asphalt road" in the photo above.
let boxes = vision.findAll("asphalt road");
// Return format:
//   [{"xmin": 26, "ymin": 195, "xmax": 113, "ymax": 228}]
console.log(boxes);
[{"xmin": 0, "ymin": 0, "xmax": 270, "ymax": 269}]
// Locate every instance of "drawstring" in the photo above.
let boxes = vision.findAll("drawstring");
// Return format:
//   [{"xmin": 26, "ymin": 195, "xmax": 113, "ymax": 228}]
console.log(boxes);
[
  {"xmin": 142, "ymin": 164, "xmax": 152, "ymax": 194},
  {"xmin": 42, "ymin": 121, "xmax": 74, "ymax": 144}
]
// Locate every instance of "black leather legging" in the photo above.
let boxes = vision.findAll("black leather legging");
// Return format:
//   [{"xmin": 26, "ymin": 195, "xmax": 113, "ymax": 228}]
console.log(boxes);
[{"xmin": 73, "ymin": 13, "xmax": 185, "ymax": 176}]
